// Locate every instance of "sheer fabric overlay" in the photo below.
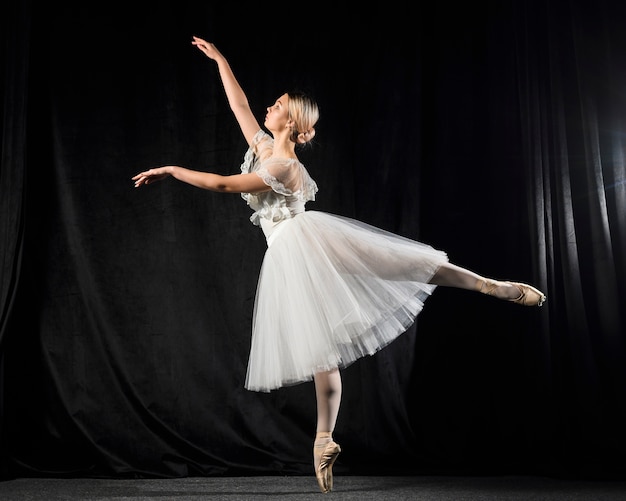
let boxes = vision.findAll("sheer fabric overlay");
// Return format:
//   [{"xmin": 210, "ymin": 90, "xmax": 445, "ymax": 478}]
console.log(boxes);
[{"xmin": 240, "ymin": 131, "xmax": 449, "ymax": 392}]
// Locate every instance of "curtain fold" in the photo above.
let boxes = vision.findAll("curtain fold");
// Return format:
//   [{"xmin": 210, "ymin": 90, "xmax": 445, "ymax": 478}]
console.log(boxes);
[
  {"xmin": 0, "ymin": 0, "xmax": 31, "ymax": 478},
  {"xmin": 514, "ymin": 0, "xmax": 626, "ymax": 476}
]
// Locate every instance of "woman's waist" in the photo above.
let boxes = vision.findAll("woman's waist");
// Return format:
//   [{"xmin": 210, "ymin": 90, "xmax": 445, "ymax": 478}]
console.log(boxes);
[{"xmin": 260, "ymin": 212, "xmax": 303, "ymax": 246}]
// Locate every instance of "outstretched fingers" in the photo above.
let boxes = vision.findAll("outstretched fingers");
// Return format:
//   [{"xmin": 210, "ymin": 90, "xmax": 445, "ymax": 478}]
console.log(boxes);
[{"xmin": 132, "ymin": 168, "xmax": 166, "ymax": 187}]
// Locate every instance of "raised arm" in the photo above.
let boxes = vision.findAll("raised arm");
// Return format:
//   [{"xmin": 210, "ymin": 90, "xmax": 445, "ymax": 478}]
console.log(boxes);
[{"xmin": 191, "ymin": 36, "xmax": 261, "ymax": 146}]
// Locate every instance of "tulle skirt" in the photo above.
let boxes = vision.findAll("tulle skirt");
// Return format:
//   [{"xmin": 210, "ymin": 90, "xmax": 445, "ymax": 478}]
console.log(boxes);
[{"xmin": 244, "ymin": 211, "xmax": 449, "ymax": 392}]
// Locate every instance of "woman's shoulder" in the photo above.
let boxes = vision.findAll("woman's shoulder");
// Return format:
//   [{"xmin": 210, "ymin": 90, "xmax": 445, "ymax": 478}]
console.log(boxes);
[
  {"xmin": 252, "ymin": 130, "xmax": 272, "ymax": 147},
  {"xmin": 263, "ymin": 157, "xmax": 317, "ymax": 200},
  {"xmin": 251, "ymin": 130, "xmax": 274, "ymax": 161}
]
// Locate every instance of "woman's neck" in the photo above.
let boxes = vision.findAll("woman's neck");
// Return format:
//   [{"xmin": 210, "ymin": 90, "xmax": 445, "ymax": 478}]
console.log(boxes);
[{"xmin": 272, "ymin": 132, "xmax": 297, "ymax": 159}]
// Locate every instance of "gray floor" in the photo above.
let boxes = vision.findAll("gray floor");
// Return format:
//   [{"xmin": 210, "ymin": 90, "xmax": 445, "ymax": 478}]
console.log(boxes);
[{"xmin": 1, "ymin": 475, "xmax": 626, "ymax": 500}]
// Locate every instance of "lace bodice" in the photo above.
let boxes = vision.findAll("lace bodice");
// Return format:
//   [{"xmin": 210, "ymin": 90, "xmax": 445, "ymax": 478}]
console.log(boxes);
[{"xmin": 240, "ymin": 130, "xmax": 318, "ymax": 236}]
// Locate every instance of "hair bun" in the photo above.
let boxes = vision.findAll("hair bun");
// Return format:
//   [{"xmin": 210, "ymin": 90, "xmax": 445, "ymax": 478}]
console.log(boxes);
[{"xmin": 298, "ymin": 128, "xmax": 316, "ymax": 144}]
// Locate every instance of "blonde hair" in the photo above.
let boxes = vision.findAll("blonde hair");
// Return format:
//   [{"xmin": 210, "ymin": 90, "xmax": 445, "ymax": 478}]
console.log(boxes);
[{"xmin": 287, "ymin": 92, "xmax": 319, "ymax": 145}]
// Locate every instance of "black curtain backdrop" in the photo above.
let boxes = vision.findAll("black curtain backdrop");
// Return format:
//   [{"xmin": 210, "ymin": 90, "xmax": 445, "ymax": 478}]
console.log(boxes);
[{"xmin": 1, "ymin": 0, "xmax": 625, "ymax": 481}]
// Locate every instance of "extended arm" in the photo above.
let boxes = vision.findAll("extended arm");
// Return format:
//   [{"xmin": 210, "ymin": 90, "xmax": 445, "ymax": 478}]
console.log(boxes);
[
  {"xmin": 191, "ymin": 36, "xmax": 261, "ymax": 146},
  {"xmin": 132, "ymin": 165, "xmax": 271, "ymax": 193}
]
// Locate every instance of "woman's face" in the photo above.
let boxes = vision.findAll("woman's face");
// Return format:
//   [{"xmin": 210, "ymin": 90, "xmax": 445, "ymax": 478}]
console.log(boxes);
[{"xmin": 264, "ymin": 93, "xmax": 291, "ymax": 132}]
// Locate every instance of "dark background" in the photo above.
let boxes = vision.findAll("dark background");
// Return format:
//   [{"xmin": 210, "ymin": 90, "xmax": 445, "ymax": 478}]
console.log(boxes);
[{"xmin": 1, "ymin": 0, "xmax": 625, "ymax": 481}]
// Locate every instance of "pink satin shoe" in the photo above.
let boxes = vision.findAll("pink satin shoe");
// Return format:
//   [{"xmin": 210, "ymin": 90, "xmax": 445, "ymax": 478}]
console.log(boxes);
[
  {"xmin": 480, "ymin": 279, "xmax": 546, "ymax": 307},
  {"xmin": 313, "ymin": 432, "xmax": 341, "ymax": 493}
]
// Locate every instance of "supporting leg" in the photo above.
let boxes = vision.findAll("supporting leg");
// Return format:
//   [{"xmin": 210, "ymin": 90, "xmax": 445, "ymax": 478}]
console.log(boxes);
[{"xmin": 313, "ymin": 369, "xmax": 342, "ymax": 493}]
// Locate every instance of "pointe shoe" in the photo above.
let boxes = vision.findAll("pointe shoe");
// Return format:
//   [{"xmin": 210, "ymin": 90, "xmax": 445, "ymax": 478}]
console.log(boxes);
[
  {"xmin": 313, "ymin": 433, "xmax": 341, "ymax": 493},
  {"xmin": 479, "ymin": 279, "xmax": 546, "ymax": 307}
]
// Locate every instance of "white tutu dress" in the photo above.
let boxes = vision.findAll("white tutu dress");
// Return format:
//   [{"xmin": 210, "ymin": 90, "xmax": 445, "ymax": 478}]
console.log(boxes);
[{"xmin": 241, "ymin": 130, "xmax": 449, "ymax": 392}]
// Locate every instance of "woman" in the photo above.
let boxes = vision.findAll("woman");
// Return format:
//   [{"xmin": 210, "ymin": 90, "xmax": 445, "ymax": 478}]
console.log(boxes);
[{"xmin": 132, "ymin": 36, "xmax": 546, "ymax": 494}]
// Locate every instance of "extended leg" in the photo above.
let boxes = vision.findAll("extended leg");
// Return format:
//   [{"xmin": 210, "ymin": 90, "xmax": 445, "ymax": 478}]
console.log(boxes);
[{"xmin": 429, "ymin": 262, "xmax": 546, "ymax": 306}]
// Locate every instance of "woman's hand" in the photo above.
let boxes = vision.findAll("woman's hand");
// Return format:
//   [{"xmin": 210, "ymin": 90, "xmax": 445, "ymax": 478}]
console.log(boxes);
[
  {"xmin": 132, "ymin": 167, "xmax": 173, "ymax": 187},
  {"xmin": 191, "ymin": 36, "xmax": 223, "ymax": 61}
]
